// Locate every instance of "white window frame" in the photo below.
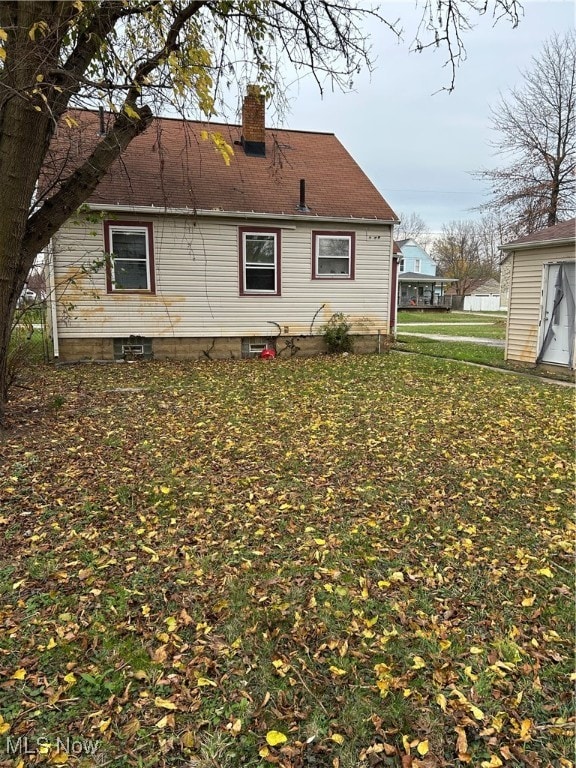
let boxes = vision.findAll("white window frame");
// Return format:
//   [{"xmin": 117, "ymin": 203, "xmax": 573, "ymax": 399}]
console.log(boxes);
[
  {"xmin": 413, "ymin": 258, "xmax": 422, "ymax": 273},
  {"xmin": 240, "ymin": 229, "xmax": 280, "ymax": 295},
  {"xmin": 313, "ymin": 232, "xmax": 355, "ymax": 279},
  {"xmin": 106, "ymin": 223, "xmax": 153, "ymax": 292}
]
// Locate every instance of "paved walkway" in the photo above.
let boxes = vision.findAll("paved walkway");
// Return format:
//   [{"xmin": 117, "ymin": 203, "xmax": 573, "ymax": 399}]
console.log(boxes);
[{"xmin": 398, "ymin": 331, "xmax": 505, "ymax": 347}]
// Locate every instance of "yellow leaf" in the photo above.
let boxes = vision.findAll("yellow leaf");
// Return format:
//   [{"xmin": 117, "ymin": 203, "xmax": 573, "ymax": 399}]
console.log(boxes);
[
  {"xmin": 155, "ymin": 714, "xmax": 169, "ymax": 728},
  {"xmin": 536, "ymin": 567, "xmax": 553, "ymax": 578},
  {"xmin": 122, "ymin": 718, "xmax": 141, "ymax": 737},
  {"xmin": 160, "ymin": 486, "xmax": 170, "ymax": 494},
  {"xmin": 259, "ymin": 745, "xmax": 270, "ymax": 757},
  {"xmin": 28, "ymin": 20, "xmax": 49, "ymax": 41},
  {"xmin": 436, "ymin": 693, "xmax": 447, "ymax": 712},
  {"xmin": 165, "ymin": 616, "xmax": 178, "ymax": 633},
  {"xmin": 329, "ymin": 665, "xmax": 347, "ymax": 676},
  {"xmin": 197, "ymin": 677, "xmax": 217, "ymax": 687},
  {"xmin": 154, "ymin": 696, "xmax": 177, "ymax": 710},
  {"xmin": 266, "ymin": 730, "xmax": 287, "ymax": 746},
  {"xmin": 98, "ymin": 718, "xmax": 111, "ymax": 733},
  {"xmin": 230, "ymin": 718, "xmax": 242, "ymax": 734},
  {"xmin": 124, "ymin": 104, "xmax": 140, "ymax": 120},
  {"xmin": 470, "ymin": 646, "xmax": 484, "ymax": 654},
  {"xmin": 46, "ymin": 637, "xmax": 57, "ymax": 650},
  {"xmin": 0, "ymin": 28, "xmax": 7, "ymax": 41},
  {"xmin": 181, "ymin": 731, "xmax": 195, "ymax": 748},
  {"xmin": 439, "ymin": 639, "xmax": 451, "ymax": 650},
  {"xmin": 0, "ymin": 46, "xmax": 7, "ymax": 61},
  {"xmin": 63, "ymin": 672, "xmax": 76, "ymax": 685},
  {"xmin": 417, "ymin": 740, "xmax": 429, "ymax": 756},
  {"xmin": 469, "ymin": 704, "xmax": 485, "ymax": 720},
  {"xmin": 481, "ymin": 756, "xmax": 503, "ymax": 768},
  {"xmin": 0, "ymin": 715, "xmax": 11, "ymax": 735},
  {"xmin": 520, "ymin": 718, "xmax": 532, "ymax": 740},
  {"xmin": 522, "ymin": 595, "xmax": 536, "ymax": 607},
  {"xmin": 411, "ymin": 656, "xmax": 426, "ymax": 669},
  {"xmin": 390, "ymin": 571, "xmax": 404, "ymax": 582},
  {"xmin": 50, "ymin": 752, "xmax": 69, "ymax": 764},
  {"xmin": 331, "ymin": 733, "xmax": 345, "ymax": 744},
  {"xmin": 12, "ymin": 668, "xmax": 26, "ymax": 680}
]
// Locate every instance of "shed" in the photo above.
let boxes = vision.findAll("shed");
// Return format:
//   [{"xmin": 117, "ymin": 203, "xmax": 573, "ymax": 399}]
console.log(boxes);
[{"xmin": 500, "ymin": 219, "xmax": 575, "ymax": 369}]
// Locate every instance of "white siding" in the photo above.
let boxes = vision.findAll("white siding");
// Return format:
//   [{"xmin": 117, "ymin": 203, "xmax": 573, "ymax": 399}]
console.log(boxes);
[
  {"xmin": 52, "ymin": 213, "xmax": 392, "ymax": 339},
  {"xmin": 506, "ymin": 243, "xmax": 575, "ymax": 364}
]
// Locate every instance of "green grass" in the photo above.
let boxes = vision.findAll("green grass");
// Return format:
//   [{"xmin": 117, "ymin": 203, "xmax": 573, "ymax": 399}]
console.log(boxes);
[
  {"xmin": 399, "ymin": 323, "xmax": 506, "ymax": 340},
  {"xmin": 0, "ymin": 355, "xmax": 573, "ymax": 768},
  {"xmin": 397, "ymin": 310, "xmax": 506, "ymax": 324},
  {"xmin": 395, "ymin": 335, "xmax": 506, "ymax": 366}
]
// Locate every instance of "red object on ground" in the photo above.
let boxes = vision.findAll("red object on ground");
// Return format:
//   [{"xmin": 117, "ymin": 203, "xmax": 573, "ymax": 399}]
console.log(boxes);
[{"xmin": 260, "ymin": 348, "xmax": 276, "ymax": 359}]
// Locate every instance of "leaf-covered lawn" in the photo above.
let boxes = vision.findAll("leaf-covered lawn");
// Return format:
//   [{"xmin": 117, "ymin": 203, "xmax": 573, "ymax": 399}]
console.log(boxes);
[{"xmin": 1, "ymin": 355, "xmax": 574, "ymax": 768}]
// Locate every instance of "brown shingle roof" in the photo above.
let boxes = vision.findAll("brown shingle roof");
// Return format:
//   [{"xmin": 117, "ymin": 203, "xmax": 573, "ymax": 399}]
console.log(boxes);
[
  {"xmin": 501, "ymin": 218, "xmax": 576, "ymax": 249},
  {"xmin": 49, "ymin": 110, "xmax": 397, "ymax": 222}
]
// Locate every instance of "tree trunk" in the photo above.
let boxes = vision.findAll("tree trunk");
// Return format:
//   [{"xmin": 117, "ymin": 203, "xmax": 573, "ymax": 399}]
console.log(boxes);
[
  {"xmin": 0, "ymin": 3, "xmax": 60, "ymax": 411},
  {"xmin": 0, "ymin": 3, "xmax": 154, "ymax": 418}
]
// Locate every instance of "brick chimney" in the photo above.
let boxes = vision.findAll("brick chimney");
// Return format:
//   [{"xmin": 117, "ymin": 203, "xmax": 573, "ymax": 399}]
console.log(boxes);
[{"xmin": 241, "ymin": 85, "xmax": 266, "ymax": 157}]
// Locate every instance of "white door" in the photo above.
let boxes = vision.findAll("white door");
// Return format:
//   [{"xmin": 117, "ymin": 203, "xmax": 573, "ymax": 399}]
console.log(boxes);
[{"xmin": 538, "ymin": 261, "xmax": 575, "ymax": 367}]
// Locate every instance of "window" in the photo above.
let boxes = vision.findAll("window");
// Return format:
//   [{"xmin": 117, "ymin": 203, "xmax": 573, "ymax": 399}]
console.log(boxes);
[
  {"xmin": 312, "ymin": 231, "xmax": 355, "ymax": 279},
  {"xmin": 104, "ymin": 222, "xmax": 155, "ymax": 293},
  {"xmin": 239, "ymin": 227, "xmax": 281, "ymax": 295},
  {"xmin": 413, "ymin": 258, "xmax": 422, "ymax": 273},
  {"xmin": 399, "ymin": 258, "xmax": 405, "ymax": 273}
]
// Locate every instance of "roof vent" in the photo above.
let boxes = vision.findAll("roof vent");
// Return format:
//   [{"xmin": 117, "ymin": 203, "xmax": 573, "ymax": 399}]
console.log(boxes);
[{"xmin": 296, "ymin": 178, "xmax": 310, "ymax": 213}]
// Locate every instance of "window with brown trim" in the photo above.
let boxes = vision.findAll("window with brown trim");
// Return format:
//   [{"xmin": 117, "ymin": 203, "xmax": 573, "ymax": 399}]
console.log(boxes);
[
  {"xmin": 312, "ymin": 231, "xmax": 355, "ymax": 279},
  {"xmin": 104, "ymin": 221, "xmax": 155, "ymax": 293},
  {"xmin": 239, "ymin": 227, "xmax": 281, "ymax": 295}
]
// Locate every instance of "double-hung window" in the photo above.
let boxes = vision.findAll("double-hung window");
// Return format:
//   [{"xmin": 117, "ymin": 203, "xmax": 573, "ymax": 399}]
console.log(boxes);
[
  {"xmin": 104, "ymin": 222, "xmax": 155, "ymax": 293},
  {"xmin": 312, "ymin": 231, "xmax": 355, "ymax": 279},
  {"xmin": 239, "ymin": 227, "xmax": 281, "ymax": 295}
]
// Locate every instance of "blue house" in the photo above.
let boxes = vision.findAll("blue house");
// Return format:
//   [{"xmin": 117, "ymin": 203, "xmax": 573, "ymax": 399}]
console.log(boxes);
[
  {"xmin": 396, "ymin": 239, "xmax": 456, "ymax": 308},
  {"xmin": 397, "ymin": 238, "xmax": 437, "ymax": 275}
]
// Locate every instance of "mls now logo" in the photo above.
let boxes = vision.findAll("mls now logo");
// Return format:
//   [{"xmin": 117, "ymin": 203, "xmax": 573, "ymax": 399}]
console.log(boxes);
[{"xmin": 5, "ymin": 735, "xmax": 101, "ymax": 759}]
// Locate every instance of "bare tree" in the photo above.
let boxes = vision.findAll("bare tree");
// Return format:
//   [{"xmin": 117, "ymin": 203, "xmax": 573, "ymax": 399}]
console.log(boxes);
[
  {"xmin": 476, "ymin": 31, "xmax": 576, "ymax": 235},
  {"xmin": 434, "ymin": 219, "xmax": 499, "ymax": 295},
  {"xmin": 0, "ymin": 1, "xmax": 524, "ymax": 413},
  {"xmin": 395, "ymin": 211, "xmax": 432, "ymax": 251}
]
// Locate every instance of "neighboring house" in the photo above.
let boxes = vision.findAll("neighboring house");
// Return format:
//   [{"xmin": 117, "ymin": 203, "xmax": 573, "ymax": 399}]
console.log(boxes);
[
  {"xmin": 44, "ymin": 87, "xmax": 398, "ymax": 361},
  {"xmin": 395, "ymin": 240, "xmax": 456, "ymax": 307},
  {"xmin": 396, "ymin": 239, "xmax": 436, "ymax": 275},
  {"xmin": 500, "ymin": 218, "xmax": 575, "ymax": 370}
]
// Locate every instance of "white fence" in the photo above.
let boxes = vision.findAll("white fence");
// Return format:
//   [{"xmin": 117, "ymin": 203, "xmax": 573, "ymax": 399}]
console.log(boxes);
[{"xmin": 463, "ymin": 295, "xmax": 505, "ymax": 312}]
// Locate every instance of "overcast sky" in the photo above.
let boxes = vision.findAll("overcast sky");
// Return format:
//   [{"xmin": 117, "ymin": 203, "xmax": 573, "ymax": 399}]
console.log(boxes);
[{"xmin": 269, "ymin": 0, "xmax": 574, "ymax": 233}]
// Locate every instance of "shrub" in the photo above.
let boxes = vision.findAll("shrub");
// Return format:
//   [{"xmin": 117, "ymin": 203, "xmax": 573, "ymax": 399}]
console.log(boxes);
[{"xmin": 322, "ymin": 312, "xmax": 353, "ymax": 354}]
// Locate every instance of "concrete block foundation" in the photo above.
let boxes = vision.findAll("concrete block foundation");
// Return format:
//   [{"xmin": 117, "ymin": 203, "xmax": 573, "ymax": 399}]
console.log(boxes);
[{"xmin": 55, "ymin": 334, "xmax": 392, "ymax": 362}]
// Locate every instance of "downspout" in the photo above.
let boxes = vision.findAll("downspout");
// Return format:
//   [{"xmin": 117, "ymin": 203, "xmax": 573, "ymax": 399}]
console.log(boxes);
[{"xmin": 46, "ymin": 240, "xmax": 59, "ymax": 359}]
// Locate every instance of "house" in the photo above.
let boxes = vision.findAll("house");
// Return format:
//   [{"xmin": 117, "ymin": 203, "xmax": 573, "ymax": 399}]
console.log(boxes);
[
  {"xmin": 500, "ymin": 218, "xmax": 575, "ymax": 369},
  {"xmin": 395, "ymin": 239, "xmax": 455, "ymax": 308},
  {"xmin": 396, "ymin": 238, "xmax": 436, "ymax": 275},
  {"xmin": 44, "ymin": 87, "xmax": 398, "ymax": 362}
]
